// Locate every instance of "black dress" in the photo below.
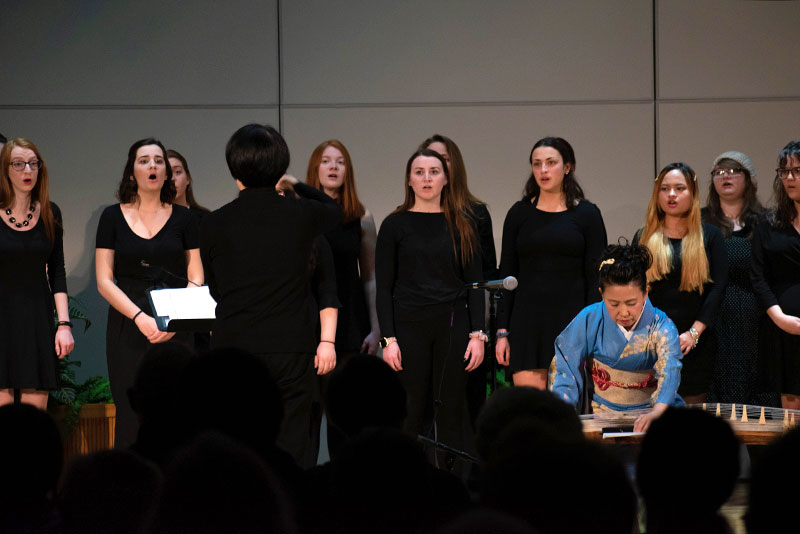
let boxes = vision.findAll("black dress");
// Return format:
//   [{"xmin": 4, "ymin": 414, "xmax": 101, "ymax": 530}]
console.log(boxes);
[
  {"xmin": 632, "ymin": 223, "xmax": 728, "ymax": 396},
  {"xmin": 497, "ymin": 199, "xmax": 607, "ymax": 372},
  {"xmin": 702, "ymin": 212, "xmax": 774, "ymax": 405},
  {"xmin": 324, "ymin": 219, "xmax": 370, "ymax": 358},
  {"xmin": 0, "ymin": 203, "xmax": 66, "ymax": 390},
  {"xmin": 96, "ymin": 204, "xmax": 199, "ymax": 448},
  {"xmin": 750, "ymin": 216, "xmax": 800, "ymax": 395}
]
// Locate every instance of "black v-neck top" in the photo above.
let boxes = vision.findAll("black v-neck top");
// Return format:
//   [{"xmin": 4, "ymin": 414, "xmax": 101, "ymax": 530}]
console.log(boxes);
[{"xmin": 96, "ymin": 203, "xmax": 199, "ymax": 296}]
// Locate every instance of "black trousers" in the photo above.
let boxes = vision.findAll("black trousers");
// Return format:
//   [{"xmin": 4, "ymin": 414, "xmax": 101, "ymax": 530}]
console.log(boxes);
[
  {"xmin": 395, "ymin": 301, "xmax": 474, "ymax": 463},
  {"xmin": 254, "ymin": 352, "xmax": 321, "ymax": 470}
]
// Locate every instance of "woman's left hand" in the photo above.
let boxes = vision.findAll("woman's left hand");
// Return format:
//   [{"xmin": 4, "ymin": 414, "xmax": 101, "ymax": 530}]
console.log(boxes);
[
  {"xmin": 55, "ymin": 327, "xmax": 75, "ymax": 359},
  {"xmin": 464, "ymin": 337, "xmax": 484, "ymax": 372},
  {"xmin": 315, "ymin": 342, "xmax": 336, "ymax": 375},
  {"xmin": 678, "ymin": 332, "xmax": 695, "ymax": 355},
  {"xmin": 360, "ymin": 331, "xmax": 379, "ymax": 356}
]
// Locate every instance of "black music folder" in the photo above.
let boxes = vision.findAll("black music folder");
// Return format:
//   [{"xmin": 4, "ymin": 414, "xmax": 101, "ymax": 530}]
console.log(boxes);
[{"xmin": 147, "ymin": 286, "xmax": 216, "ymax": 332}]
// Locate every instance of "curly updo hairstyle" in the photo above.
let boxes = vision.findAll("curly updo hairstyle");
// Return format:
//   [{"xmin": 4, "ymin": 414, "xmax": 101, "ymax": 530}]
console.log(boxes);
[{"xmin": 598, "ymin": 243, "xmax": 653, "ymax": 293}]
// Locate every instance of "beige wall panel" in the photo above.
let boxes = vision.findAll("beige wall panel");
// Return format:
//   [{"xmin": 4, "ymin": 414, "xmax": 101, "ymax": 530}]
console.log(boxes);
[
  {"xmin": 281, "ymin": 0, "xmax": 653, "ymax": 104},
  {"xmin": 283, "ymin": 103, "xmax": 654, "ymax": 252},
  {"xmin": 1, "ymin": 108, "xmax": 279, "ymax": 378},
  {"xmin": 658, "ymin": 0, "xmax": 800, "ymax": 99},
  {"xmin": 0, "ymin": 1, "xmax": 279, "ymax": 105},
  {"xmin": 657, "ymin": 100, "xmax": 800, "ymax": 204}
]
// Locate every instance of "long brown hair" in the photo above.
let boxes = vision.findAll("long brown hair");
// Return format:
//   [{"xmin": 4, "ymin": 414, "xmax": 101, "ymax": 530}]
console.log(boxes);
[
  {"xmin": 640, "ymin": 163, "xmax": 710, "ymax": 293},
  {"xmin": 704, "ymin": 157, "xmax": 763, "ymax": 237},
  {"xmin": 419, "ymin": 134, "xmax": 484, "ymax": 211},
  {"xmin": 305, "ymin": 140, "xmax": 365, "ymax": 223},
  {"xmin": 0, "ymin": 138, "xmax": 58, "ymax": 243},
  {"xmin": 394, "ymin": 148, "xmax": 477, "ymax": 265},
  {"xmin": 770, "ymin": 141, "xmax": 800, "ymax": 230},
  {"xmin": 166, "ymin": 149, "xmax": 208, "ymax": 211}
]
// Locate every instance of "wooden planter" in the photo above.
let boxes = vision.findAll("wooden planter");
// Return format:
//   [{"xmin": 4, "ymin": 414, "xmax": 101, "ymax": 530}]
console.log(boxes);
[{"xmin": 60, "ymin": 403, "xmax": 116, "ymax": 460}]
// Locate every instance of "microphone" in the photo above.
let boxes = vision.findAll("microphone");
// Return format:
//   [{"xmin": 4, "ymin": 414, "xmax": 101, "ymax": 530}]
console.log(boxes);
[
  {"xmin": 140, "ymin": 260, "xmax": 201, "ymax": 287},
  {"xmin": 466, "ymin": 276, "xmax": 518, "ymax": 291}
]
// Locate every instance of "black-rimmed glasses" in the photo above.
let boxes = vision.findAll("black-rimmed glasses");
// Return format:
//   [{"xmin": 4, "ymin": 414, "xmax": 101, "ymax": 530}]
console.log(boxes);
[
  {"xmin": 9, "ymin": 160, "xmax": 42, "ymax": 171},
  {"xmin": 776, "ymin": 167, "xmax": 800, "ymax": 180}
]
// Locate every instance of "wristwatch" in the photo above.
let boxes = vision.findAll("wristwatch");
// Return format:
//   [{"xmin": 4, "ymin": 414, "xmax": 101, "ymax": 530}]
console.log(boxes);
[{"xmin": 379, "ymin": 337, "xmax": 396, "ymax": 348}]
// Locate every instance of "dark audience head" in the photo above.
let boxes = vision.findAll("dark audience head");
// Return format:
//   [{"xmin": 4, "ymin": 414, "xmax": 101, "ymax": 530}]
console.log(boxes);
[
  {"xmin": 0, "ymin": 404, "xmax": 63, "ymax": 528},
  {"xmin": 58, "ymin": 449, "xmax": 162, "ymax": 534},
  {"xmin": 225, "ymin": 123, "xmax": 289, "ymax": 188},
  {"xmin": 145, "ymin": 432, "xmax": 296, "ymax": 534},
  {"xmin": 0, "ymin": 132, "xmax": 6, "ymax": 145},
  {"xmin": 475, "ymin": 386, "xmax": 584, "ymax": 462},
  {"xmin": 326, "ymin": 354, "xmax": 407, "ymax": 438},
  {"xmin": 481, "ymin": 418, "xmax": 635, "ymax": 534},
  {"xmin": 129, "ymin": 341, "xmax": 195, "ymax": 421},
  {"xmin": 118, "ymin": 137, "xmax": 175, "ymax": 204},
  {"xmin": 435, "ymin": 508, "xmax": 540, "ymax": 534},
  {"xmin": 746, "ymin": 425, "xmax": 800, "ymax": 533},
  {"xmin": 327, "ymin": 427, "xmax": 439, "ymax": 534},
  {"xmin": 178, "ymin": 347, "xmax": 283, "ymax": 456},
  {"xmin": 637, "ymin": 408, "xmax": 739, "ymax": 531}
]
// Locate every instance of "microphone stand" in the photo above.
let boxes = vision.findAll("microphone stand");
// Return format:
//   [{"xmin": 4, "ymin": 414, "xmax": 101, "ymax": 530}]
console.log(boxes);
[{"xmin": 485, "ymin": 287, "xmax": 504, "ymax": 394}]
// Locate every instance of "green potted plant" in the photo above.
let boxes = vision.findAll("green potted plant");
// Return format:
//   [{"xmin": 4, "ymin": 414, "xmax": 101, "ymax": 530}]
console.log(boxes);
[{"xmin": 49, "ymin": 297, "xmax": 113, "ymax": 436}]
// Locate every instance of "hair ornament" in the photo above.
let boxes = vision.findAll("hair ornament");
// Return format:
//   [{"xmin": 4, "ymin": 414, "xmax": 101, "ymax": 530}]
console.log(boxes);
[{"xmin": 598, "ymin": 258, "xmax": 615, "ymax": 271}]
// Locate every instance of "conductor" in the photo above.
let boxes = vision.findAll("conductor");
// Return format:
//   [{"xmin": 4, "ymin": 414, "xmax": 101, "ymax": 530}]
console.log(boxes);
[{"xmin": 199, "ymin": 124, "xmax": 341, "ymax": 467}]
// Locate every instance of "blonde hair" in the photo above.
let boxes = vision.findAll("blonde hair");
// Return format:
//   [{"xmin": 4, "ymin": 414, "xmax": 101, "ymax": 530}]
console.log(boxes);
[{"xmin": 640, "ymin": 163, "xmax": 710, "ymax": 293}]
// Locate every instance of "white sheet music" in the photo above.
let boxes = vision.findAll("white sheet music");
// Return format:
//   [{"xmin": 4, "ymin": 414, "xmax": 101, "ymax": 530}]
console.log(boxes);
[{"xmin": 149, "ymin": 286, "xmax": 217, "ymax": 325}]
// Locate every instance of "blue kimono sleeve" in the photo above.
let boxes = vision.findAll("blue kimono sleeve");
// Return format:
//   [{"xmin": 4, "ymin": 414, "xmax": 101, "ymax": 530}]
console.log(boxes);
[
  {"xmin": 550, "ymin": 309, "xmax": 592, "ymax": 409},
  {"xmin": 651, "ymin": 314, "xmax": 683, "ymax": 406}
]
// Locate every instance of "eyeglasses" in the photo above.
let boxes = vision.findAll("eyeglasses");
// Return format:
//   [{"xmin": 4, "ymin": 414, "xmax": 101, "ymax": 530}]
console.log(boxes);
[
  {"xmin": 711, "ymin": 168, "xmax": 744, "ymax": 179},
  {"xmin": 776, "ymin": 167, "xmax": 800, "ymax": 180},
  {"xmin": 9, "ymin": 160, "xmax": 42, "ymax": 171}
]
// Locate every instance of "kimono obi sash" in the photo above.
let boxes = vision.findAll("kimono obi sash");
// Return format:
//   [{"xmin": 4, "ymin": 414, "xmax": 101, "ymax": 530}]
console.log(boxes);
[{"xmin": 591, "ymin": 360, "xmax": 656, "ymax": 406}]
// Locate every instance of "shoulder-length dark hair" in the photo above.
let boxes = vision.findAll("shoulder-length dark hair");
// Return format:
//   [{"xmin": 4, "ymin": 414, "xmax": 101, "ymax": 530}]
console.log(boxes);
[
  {"xmin": 704, "ymin": 157, "xmax": 763, "ymax": 238},
  {"xmin": 769, "ymin": 141, "xmax": 800, "ymax": 230},
  {"xmin": 166, "ymin": 149, "xmax": 208, "ymax": 211},
  {"xmin": 394, "ymin": 148, "xmax": 477, "ymax": 265},
  {"xmin": 523, "ymin": 137, "xmax": 585, "ymax": 207},
  {"xmin": 0, "ymin": 138, "xmax": 58, "ymax": 243},
  {"xmin": 117, "ymin": 138, "xmax": 175, "ymax": 204},
  {"xmin": 305, "ymin": 139, "xmax": 365, "ymax": 223}
]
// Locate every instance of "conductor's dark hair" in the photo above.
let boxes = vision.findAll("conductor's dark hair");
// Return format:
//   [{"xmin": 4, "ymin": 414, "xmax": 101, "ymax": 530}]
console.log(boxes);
[
  {"xmin": 225, "ymin": 123, "xmax": 289, "ymax": 188},
  {"xmin": 770, "ymin": 140, "xmax": 800, "ymax": 230},
  {"xmin": 118, "ymin": 138, "xmax": 175, "ymax": 204},
  {"xmin": 524, "ymin": 136, "xmax": 585, "ymax": 207},
  {"xmin": 598, "ymin": 242, "xmax": 652, "ymax": 292}
]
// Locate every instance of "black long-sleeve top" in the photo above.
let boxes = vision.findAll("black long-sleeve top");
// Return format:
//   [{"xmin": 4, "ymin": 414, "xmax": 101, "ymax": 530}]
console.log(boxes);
[
  {"xmin": 471, "ymin": 202, "xmax": 498, "ymax": 280},
  {"xmin": 375, "ymin": 211, "xmax": 484, "ymax": 338},
  {"xmin": 750, "ymin": 215, "xmax": 800, "ymax": 317},
  {"xmin": 200, "ymin": 183, "xmax": 341, "ymax": 354},
  {"xmin": 633, "ymin": 223, "xmax": 728, "ymax": 331}
]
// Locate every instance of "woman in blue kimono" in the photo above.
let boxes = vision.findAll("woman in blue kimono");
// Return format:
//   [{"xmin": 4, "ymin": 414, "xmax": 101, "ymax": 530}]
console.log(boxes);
[{"xmin": 550, "ymin": 243, "xmax": 683, "ymax": 432}]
